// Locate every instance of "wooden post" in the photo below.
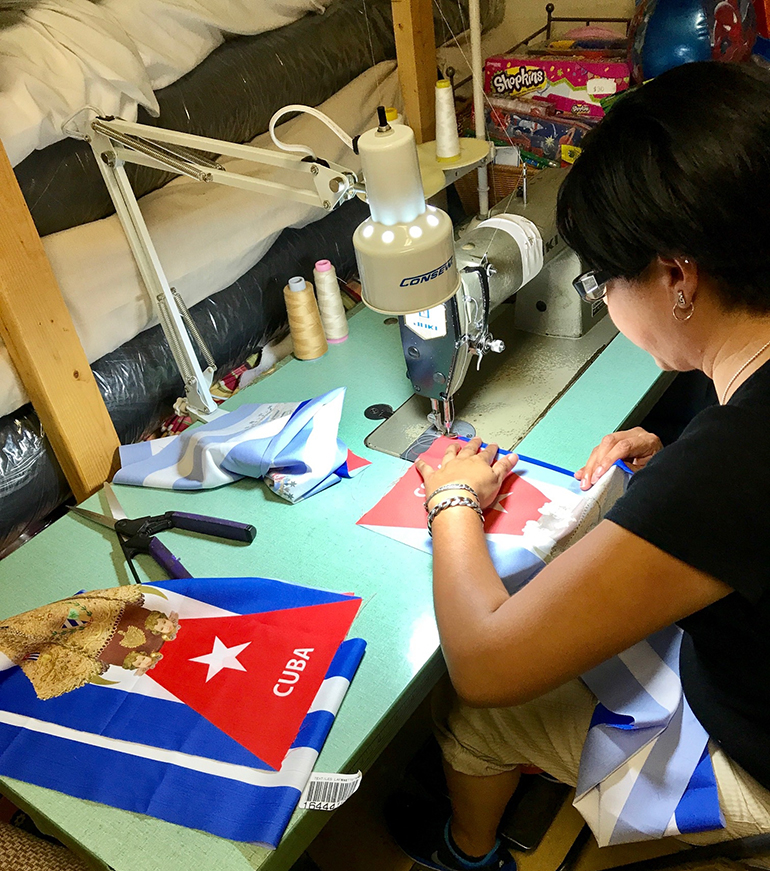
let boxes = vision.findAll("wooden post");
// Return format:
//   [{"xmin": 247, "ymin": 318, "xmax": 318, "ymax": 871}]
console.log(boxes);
[
  {"xmin": 391, "ymin": 0, "xmax": 437, "ymax": 144},
  {"xmin": 0, "ymin": 141, "xmax": 119, "ymax": 502}
]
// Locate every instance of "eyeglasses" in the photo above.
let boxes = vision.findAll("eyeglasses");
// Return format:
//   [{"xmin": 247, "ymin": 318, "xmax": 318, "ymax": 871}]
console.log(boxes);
[{"xmin": 572, "ymin": 269, "xmax": 612, "ymax": 302}]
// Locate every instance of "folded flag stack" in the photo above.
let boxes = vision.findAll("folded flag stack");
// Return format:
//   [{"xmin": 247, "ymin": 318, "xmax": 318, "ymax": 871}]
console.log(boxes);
[
  {"xmin": 0, "ymin": 576, "xmax": 365, "ymax": 846},
  {"xmin": 115, "ymin": 387, "xmax": 369, "ymax": 502}
]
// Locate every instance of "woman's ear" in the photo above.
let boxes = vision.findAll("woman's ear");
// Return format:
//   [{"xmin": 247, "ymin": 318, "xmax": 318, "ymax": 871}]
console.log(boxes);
[{"xmin": 658, "ymin": 255, "xmax": 698, "ymax": 307}]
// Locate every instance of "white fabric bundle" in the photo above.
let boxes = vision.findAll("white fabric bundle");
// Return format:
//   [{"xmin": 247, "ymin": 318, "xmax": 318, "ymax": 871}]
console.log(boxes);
[
  {"xmin": 102, "ymin": 0, "xmax": 331, "ymax": 90},
  {"xmin": 0, "ymin": 0, "xmax": 155, "ymax": 163},
  {"xmin": 0, "ymin": 0, "xmax": 333, "ymax": 165}
]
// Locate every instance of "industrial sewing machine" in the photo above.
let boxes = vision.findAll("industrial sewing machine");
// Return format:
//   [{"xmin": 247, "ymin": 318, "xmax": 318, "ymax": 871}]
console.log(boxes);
[
  {"xmin": 349, "ymin": 112, "xmax": 614, "ymax": 454},
  {"xmin": 394, "ymin": 169, "xmax": 609, "ymax": 437},
  {"xmin": 68, "ymin": 105, "xmax": 615, "ymax": 450}
]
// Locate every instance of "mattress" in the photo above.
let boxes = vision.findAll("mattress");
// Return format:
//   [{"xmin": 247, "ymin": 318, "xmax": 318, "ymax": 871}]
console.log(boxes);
[
  {"xmin": 15, "ymin": 0, "xmax": 495, "ymax": 236},
  {"xmin": 0, "ymin": 0, "xmax": 334, "ymax": 167},
  {"xmin": 0, "ymin": 62, "xmax": 401, "ymax": 421}
]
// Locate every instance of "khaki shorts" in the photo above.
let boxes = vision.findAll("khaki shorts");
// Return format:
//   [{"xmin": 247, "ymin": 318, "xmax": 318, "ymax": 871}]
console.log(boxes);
[{"xmin": 433, "ymin": 678, "xmax": 770, "ymax": 845}]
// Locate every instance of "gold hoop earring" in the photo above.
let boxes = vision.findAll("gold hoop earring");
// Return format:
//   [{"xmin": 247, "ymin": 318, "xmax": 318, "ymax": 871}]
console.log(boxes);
[{"xmin": 673, "ymin": 300, "xmax": 694, "ymax": 322}]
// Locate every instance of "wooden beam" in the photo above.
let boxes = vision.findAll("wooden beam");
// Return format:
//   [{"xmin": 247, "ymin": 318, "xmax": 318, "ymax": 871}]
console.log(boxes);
[
  {"xmin": 391, "ymin": 0, "xmax": 437, "ymax": 144},
  {"xmin": 0, "ymin": 141, "xmax": 119, "ymax": 502}
]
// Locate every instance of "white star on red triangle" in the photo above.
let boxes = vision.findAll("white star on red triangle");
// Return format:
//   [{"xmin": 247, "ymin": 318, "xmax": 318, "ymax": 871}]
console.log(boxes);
[{"xmin": 189, "ymin": 637, "xmax": 251, "ymax": 682}]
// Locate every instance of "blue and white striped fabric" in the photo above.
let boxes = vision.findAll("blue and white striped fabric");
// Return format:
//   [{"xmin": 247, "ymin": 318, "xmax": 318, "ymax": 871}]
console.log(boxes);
[
  {"xmin": 113, "ymin": 387, "xmax": 356, "ymax": 502},
  {"xmin": 575, "ymin": 625, "xmax": 723, "ymax": 846},
  {"xmin": 473, "ymin": 462, "xmax": 723, "ymax": 845},
  {"xmin": 0, "ymin": 577, "xmax": 366, "ymax": 846}
]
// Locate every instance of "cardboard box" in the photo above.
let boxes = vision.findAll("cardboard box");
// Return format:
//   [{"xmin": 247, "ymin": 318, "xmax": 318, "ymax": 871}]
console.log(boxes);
[
  {"xmin": 484, "ymin": 97, "xmax": 598, "ymax": 163},
  {"xmin": 484, "ymin": 55, "xmax": 631, "ymax": 119}
]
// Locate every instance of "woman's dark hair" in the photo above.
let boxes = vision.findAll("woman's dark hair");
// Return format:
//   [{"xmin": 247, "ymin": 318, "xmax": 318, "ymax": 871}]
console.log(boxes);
[{"xmin": 556, "ymin": 62, "xmax": 770, "ymax": 311}]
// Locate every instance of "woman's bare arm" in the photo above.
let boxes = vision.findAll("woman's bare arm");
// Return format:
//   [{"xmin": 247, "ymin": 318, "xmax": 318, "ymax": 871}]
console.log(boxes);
[{"xmin": 420, "ymin": 439, "xmax": 732, "ymax": 708}]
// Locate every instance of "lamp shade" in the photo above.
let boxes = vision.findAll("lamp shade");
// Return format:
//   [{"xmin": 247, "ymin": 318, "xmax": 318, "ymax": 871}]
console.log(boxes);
[
  {"xmin": 354, "ymin": 206, "xmax": 459, "ymax": 315},
  {"xmin": 354, "ymin": 120, "xmax": 459, "ymax": 314}
]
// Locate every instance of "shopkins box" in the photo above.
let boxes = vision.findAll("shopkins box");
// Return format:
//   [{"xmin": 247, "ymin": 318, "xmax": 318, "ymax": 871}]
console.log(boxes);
[
  {"xmin": 484, "ymin": 97, "xmax": 598, "ymax": 163},
  {"xmin": 484, "ymin": 55, "xmax": 631, "ymax": 118}
]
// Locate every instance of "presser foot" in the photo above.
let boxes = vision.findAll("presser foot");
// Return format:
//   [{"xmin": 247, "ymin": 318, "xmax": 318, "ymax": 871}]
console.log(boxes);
[{"xmin": 364, "ymin": 394, "xmax": 476, "ymax": 461}]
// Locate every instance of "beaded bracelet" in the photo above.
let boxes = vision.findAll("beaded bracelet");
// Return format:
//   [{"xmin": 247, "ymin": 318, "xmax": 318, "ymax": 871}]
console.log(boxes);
[
  {"xmin": 427, "ymin": 496, "xmax": 484, "ymax": 537},
  {"xmin": 423, "ymin": 483, "xmax": 480, "ymax": 511}
]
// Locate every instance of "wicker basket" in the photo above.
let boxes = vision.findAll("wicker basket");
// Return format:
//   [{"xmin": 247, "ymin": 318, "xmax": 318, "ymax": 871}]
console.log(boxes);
[
  {"xmin": 453, "ymin": 101, "xmax": 539, "ymax": 214},
  {"xmin": 454, "ymin": 162, "xmax": 538, "ymax": 216}
]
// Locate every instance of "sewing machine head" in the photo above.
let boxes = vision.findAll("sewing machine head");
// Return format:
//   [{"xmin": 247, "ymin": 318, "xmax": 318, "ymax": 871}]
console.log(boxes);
[
  {"xmin": 397, "ymin": 168, "xmax": 609, "ymax": 435},
  {"xmin": 350, "ymin": 120, "xmax": 611, "ymax": 444}
]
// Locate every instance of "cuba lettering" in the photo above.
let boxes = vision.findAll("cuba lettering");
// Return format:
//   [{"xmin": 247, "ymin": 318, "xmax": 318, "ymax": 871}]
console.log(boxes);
[{"xmin": 273, "ymin": 648, "xmax": 314, "ymax": 697}]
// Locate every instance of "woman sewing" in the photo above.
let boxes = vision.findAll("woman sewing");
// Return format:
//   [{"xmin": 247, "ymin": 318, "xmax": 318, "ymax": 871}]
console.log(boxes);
[{"xmin": 390, "ymin": 61, "xmax": 770, "ymax": 871}]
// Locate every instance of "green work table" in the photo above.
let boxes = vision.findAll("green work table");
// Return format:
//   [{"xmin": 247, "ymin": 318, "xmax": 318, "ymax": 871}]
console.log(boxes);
[{"xmin": 0, "ymin": 305, "xmax": 664, "ymax": 871}]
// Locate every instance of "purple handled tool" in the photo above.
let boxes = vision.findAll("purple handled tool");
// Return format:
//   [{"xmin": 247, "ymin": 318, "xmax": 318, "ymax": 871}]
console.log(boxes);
[{"xmin": 69, "ymin": 483, "xmax": 256, "ymax": 583}]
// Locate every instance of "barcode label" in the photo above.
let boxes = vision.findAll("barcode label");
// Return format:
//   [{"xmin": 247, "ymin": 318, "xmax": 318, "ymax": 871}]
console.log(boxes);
[{"xmin": 299, "ymin": 771, "xmax": 362, "ymax": 811}]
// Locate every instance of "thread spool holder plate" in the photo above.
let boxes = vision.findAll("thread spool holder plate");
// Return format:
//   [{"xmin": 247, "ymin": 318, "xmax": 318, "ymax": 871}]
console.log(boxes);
[{"xmin": 417, "ymin": 138, "xmax": 492, "ymax": 197}]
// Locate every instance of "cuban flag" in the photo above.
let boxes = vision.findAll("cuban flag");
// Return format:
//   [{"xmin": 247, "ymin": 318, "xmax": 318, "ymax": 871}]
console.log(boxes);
[
  {"xmin": 113, "ymin": 387, "xmax": 369, "ymax": 502},
  {"xmin": 0, "ymin": 577, "xmax": 365, "ymax": 846},
  {"xmin": 357, "ymin": 438, "xmax": 723, "ymax": 844},
  {"xmin": 357, "ymin": 437, "xmax": 626, "ymax": 593}
]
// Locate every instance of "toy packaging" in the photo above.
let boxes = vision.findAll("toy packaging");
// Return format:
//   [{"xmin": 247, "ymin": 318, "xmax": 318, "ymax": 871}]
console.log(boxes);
[
  {"xmin": 484, "ymin": 95, "xmax": 599, "ymax": 164},
  {"xmin": 484, "ymin": 55, "xmax": 631, "ymax": 119}
]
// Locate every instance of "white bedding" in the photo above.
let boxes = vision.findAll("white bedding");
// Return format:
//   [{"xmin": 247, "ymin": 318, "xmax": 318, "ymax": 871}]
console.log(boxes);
[
  {"xmin": 0, "ymin": 61, "xmax": 400, "ymax": 419},
  {"xmin": 0, "ymin": 0, "xmax": 331, "ymax": 166}
]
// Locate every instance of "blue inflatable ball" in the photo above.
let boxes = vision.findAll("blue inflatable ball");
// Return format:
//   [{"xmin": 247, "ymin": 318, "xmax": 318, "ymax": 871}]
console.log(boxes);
[{"xmin": 629, "ymin": 0, "xmax": 757, "ymax": 84}]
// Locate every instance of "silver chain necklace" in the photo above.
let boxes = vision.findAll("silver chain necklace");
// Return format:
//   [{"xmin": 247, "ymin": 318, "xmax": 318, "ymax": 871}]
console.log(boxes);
[{"xmin": 720, "ymin": 339, "xmax": 770, "ymax": 404}]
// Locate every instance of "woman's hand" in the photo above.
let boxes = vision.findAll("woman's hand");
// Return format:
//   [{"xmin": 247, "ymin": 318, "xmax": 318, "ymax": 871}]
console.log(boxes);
[
  {"xmin": 576, "ymin": 427, "xmax": 663, "ymax": 490},
  {"xmin": 415, "ymin": 437, "xmax": 518, "ymax": 510}
]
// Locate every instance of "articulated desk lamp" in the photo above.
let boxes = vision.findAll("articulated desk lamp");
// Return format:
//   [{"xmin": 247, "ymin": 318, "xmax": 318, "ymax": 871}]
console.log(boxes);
[{"xmin": 66, "ymin": 101, "xmax": 605, "ymax": 436}]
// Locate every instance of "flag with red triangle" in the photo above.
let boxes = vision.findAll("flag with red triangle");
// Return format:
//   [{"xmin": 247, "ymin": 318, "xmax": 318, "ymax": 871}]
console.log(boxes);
[
  {"xmin": 149, "ymin": 597, "xmax": 361, "ymax": 770},
  {"xmin": 357, "ymin": 437, "xmax": 596, "ymax": 591},
  {"xmin": 0, "ymin": 576, "xmax": 365, "ymax": 845}
]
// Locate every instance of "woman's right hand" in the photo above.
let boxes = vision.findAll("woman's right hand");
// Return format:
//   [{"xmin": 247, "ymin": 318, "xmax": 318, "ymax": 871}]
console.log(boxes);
[{"xmin": 576, "ymin": 427, "xmax": 663, "ymax": 490}]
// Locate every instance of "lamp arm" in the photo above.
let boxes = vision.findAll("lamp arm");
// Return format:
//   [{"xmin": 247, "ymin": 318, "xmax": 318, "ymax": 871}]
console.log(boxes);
[
  {"xmin": 89, "ymin": 117, "xmax": 361, "ymax": 210},
  {"xmin": 65, "ymin": 110, "xmax": 361, "ymax": 423},
  {"xmin": 92, "ymin": 134, "xmax": 222, "ymax": 422}
]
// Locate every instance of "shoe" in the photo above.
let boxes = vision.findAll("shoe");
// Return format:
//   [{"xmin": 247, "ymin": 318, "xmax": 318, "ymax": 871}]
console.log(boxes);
[{"xmin": 385, "ymin": 792, "xmax": 517, "ymax": 871}]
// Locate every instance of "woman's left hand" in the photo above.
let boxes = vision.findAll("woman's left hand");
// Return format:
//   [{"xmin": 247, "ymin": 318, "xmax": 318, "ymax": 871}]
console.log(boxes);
[{"xmin": 415, "ymin": 437, "xmax": 518, "ymax": 510}]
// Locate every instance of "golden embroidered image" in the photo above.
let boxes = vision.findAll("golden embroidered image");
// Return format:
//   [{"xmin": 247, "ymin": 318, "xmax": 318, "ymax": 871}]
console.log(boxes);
[
  {"xmin": 117, "ymin": 625, "xmax": 148, "ymax": 649},
  {"xmin": 0, "ymin": 588, "xmax": 182, "ymax": 699},
  {"xmin": 122, "ymin": 649, "xmax": 163, "ymax": 676},
  {"xmin": 145, "ymin": 610, "xmax": 179, "ymax": 641}
]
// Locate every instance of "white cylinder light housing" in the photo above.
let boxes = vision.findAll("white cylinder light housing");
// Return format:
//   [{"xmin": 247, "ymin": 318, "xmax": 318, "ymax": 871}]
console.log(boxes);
[
  {"xmin": 354, "ymin": 208, "xmax": 459, "ymax": 315},
  {"xmin": 354, "ymin": 116, "xmax": 460, "ymax": 315}
]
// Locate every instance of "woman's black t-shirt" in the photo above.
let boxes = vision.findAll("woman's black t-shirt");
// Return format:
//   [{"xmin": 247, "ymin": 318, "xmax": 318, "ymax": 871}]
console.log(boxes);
[{"xmin": 606, "ymin": 359, "xmax": 770, "ymax": 790}]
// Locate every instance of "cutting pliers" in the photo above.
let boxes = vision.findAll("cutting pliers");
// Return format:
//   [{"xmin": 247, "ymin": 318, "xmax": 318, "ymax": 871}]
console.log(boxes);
[{"xmin": 69, "ymin": 482, "xmax": 256, "ymax": 582}]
